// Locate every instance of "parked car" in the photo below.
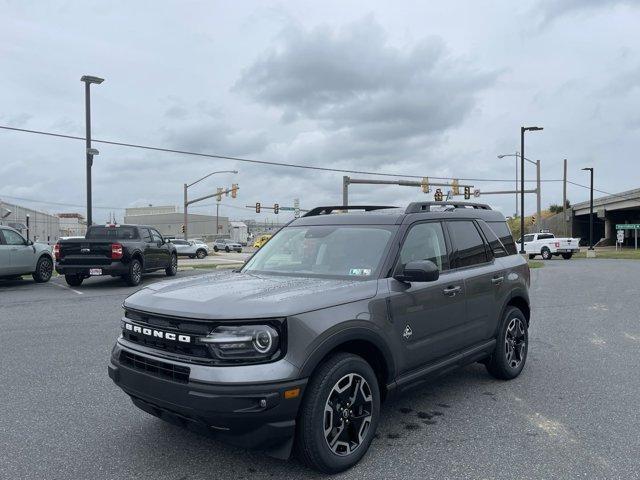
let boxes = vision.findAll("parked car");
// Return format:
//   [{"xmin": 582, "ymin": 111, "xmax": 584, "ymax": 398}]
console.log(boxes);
[
  {"xmin": 0, "ymin": 225, "xmax": 54, "ymax": 283},
  {"xmin": 213, "ymin": 238, "xmax": 242, "ymax": 252},
  {"xmin": 55, "ymin": 224, "xmax": 177, "ymax": 287},
  {"xmin": 252, "ymin": 234, "xmax": 272, "ymax": 249},
  {"xmin": 170, "ymin": 239, "xmax": 209, "ymax": 259},
  {"xmin": 108, "ymin": 202, "xmax": 530, "ymax": 473},
  {"xmin": 516, "ymin": 231, "xmax": 580, "ymax": 260}
]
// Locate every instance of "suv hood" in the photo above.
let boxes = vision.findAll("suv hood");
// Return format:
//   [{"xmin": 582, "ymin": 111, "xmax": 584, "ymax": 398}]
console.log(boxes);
[{"xmin": 124, "ymin": 270, "xmax": 379, "ymax": 320}]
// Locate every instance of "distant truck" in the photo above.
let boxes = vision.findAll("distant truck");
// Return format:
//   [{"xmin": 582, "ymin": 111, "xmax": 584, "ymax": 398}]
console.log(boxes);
[
  {"xmin": 55, "ymin": 224, "xmax": 177, "ymax": 287},
  {"xmin": 517, "ymin": 232, "xmax": 580, "ymax": 260}
]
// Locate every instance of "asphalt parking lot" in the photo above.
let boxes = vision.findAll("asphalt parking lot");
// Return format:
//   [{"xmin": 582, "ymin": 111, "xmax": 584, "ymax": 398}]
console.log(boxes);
[{"xmin": 1, "ymin": 260, "xmax": 639, "ymax": 480}]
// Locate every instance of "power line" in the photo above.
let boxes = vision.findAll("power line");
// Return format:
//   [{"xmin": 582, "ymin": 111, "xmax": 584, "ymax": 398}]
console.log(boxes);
[{"xmin": 1, "ymin": 124, "xmax": 554, "ymax": 183}]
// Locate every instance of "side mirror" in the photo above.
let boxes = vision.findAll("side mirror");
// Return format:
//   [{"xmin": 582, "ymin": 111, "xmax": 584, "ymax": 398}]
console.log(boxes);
[
  {"xmin": 394, "ymin": 260, "xmax": 439, "ymax": 283},
  {"xmin": 27, "ymin": 240, "xmax": 34, "ymax": 246}
]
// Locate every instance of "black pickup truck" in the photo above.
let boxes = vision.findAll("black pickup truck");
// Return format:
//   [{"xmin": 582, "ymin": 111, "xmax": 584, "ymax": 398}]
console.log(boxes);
[{"xmin": 54, "ymin": 224, "xmax": 178, "ymax": 287}]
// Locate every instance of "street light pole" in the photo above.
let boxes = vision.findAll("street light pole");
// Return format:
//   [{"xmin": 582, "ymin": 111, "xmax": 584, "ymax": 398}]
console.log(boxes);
[
  {"xmin": 183, "ymin": 170, "xmax": 237, "ymax": 240},
  {"xmin": 80, "ymin": 75, "xmax": 104, "ymax": 227},
  {"xmin": 519, "ymin": 126, "xmax": 543, "ymax": 253},
  {"xmin": 497, "ymin": 152, "xmax": 540, "ymax": 229},
  {"xmin": 582, "ymin": 167, "xmax": 594, "ymax": 250}
]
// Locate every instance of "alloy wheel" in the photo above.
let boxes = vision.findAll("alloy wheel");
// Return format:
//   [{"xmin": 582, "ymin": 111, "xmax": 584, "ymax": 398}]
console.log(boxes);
[
  {"xmin": 132, "ymin": 262, "xmax": 142, "ymax": 282},
  {"xmin": 323, "ymin": 373, "xmax": 373, "ymax": 456},
  {"xmin": 505, "ymin": 318, "xmax": 527, "ymax": 368},
  {"xmin": 40, "ymin": 258, "xmax": 52, "ymax": 280}
]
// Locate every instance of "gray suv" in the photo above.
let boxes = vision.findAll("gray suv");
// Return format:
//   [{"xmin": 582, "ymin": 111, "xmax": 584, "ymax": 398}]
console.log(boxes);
[
  {"xmin": 0, "ymin": 225, "xmax": 54, "ymax": 283},
  {"xmin": 108, "ymin": 202, "xmax": 530, "ymax": 473}
]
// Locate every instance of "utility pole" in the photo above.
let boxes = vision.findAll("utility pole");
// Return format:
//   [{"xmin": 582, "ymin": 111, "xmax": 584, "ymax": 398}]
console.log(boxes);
[
  {"xmin": 562, "ymin": 159, "xmax": 568, "ymax": 237},
  {"xmin": 183, "ymin": 183, "xmax": 188, "ymax": 240},
  {"xmin": 520, "ymin": 126, "xmax": 543, "ymax": 252},
  {"xmin": 536, "ymin": 159, "xmax": 541, "ymax": 231},
  {"xmin": 343, "ymin": 176, "xmax": 349, "ymax": 206},
  {"xmin": 80, "ymin": 75, "xmax": 104, "ymax": 227},
  {"xmin": 216, "ymin": 201, "xmax": 220, "ymax": 239},
  {"xmin": 582, "ymin": 167, "xmax": 595, "ymax": 254}
]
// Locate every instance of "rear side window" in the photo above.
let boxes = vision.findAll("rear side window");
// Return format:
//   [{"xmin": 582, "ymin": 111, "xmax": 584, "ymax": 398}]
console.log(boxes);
[
  {"xmin": 3, "ymin": 229, "xmax": 26, "ymax": 245},
  {"xmin": 447, "ymin": 220, "xmax": 489, "ymax": 268},
  {"xmin": 487, "ymin": 221, "xmax": 517, "ymax": 255},
  {"xmin": 141, "ymin": 229, "xmax": 153, "ymax": 242},
  {"xmin": 399, "ymin": 222, "xmax": 449, "ymax": 271},
  {"xmin": 538, "ymin": 233, "xmax": 554, "ymax": 240},
  {"xmin": 478, "ymin": 220, "xmax": 508, "ymax": 258},
  {"xmin": 86, "ymin": 226, "xmax": 139, "ymax": 240}
]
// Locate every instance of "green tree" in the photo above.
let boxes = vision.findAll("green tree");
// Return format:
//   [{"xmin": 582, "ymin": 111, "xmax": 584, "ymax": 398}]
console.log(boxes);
[{"xmin": 548, "ymin": 199, "xmax": 571, "ymax": 214}]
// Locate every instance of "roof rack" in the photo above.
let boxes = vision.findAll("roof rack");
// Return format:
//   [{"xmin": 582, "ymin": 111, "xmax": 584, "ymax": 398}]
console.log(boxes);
[
  {"xmin": 405, "ymin": 201, "xmax": 492, "ymax": 213},
  {"xmin": 303, "ymin": 205, "xmax": 397, "ymax": 217}
]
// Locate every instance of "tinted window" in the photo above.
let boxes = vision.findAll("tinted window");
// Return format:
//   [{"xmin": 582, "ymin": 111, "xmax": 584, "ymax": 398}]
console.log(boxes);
[
  {"xmin": 523, "ymin": 234, "xmax": 535, "ymax": 243},
  {"xmin": 172, "ymin": 240, "xmax": 186, "ymax": 245},
  {"xmin": 448, "ymin": 221, "xmax": 488, "ymax": 268},
  {"xmin": 488, "ymin": 221, "xmax": 517, "ymax": 255},
  {"xmin": 150, "ymin": 230, "xmax": 163, "ymax": 243},
  {"xmin": 478, "ymin": 221, "xmax": 507, "ymax": 258},
  {"xmin": 141, "ymin": 228, "xmax": 152, "ymax": 242},
  {"xmin": 86, "ymin": 226, "xmax": 139, "ymax": 240},
  {"xmin": 3, "ymin": 229, "xmax": 26, "ymax": 245},
  {"xmin": 538, "ymin": 233, "xmax": 554, "ymax": 240},
  {"xmin": 399, "ymin": 222, "xmax": 449, "ymax": 271}
]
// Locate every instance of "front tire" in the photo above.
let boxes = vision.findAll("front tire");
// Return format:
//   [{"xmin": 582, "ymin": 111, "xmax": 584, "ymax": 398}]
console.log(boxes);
[
  {"xmin": 213, "ymin": 246, "xmax": 219, "ymax": 252},
  {"xmin": 33, "ymin": 256, "xmax": 53, "ymax": 283},
  {"xmin": 165, "ymin": 254, "xmax": 178, "ymax": 276},
  {"xmin": 64, "ymin": 274, "xmax": 83, "ymax": 287},
  {"xmin": 541, "ymin": 247, "xmax": 552, "ymax": 260},
  {"xmin": 486, "ymin": 306, "xmax": 528, "ymax": 380},
  {"xmin": 225, "ymin": 246, "xmax": 230, "ymax": 253},
  {"xmin": 295, "ymin": 353, "xmax": 380, "ymax": 474},
  {"xmin": 196, "ymin": 249, "xmax": 207, "ymax": 259},
  {"xmin": 124, "ymin": 259, "xmax": 143, "ymax": 286}
]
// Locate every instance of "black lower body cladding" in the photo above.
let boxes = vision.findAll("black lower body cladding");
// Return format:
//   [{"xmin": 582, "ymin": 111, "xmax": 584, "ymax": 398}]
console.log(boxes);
[{"xmin": 108, "ymin": 347, "xmax": 307, "ymax": 453}]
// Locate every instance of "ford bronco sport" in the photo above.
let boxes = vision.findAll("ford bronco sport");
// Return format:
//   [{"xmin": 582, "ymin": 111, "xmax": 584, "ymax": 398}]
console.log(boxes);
[{"xmin": 108, "ymin": 202, "xmax": 530, "ymax": 473}]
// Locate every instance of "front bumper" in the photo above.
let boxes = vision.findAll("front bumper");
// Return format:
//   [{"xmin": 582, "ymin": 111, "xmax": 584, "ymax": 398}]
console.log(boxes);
[
  {"xmin": 108, "ymin": 346, "xmax": 307, "ymax": 452},
  {"xmin": 56, "ymin": 261, "xmax": 129, "ymax": 276}
]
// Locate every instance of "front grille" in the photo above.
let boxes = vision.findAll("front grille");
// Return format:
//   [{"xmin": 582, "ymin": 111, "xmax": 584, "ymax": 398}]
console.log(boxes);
[
  {"xmin": 122, "ymin": 330, "xmax": 211, "ymax": 359},
  {"xmin": 120, "ymin": 351, "xmax": 190, "ymax": 383}
]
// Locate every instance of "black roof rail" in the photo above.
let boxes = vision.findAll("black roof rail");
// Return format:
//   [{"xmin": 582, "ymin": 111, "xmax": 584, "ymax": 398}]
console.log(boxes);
[
  {"xmin": 405, "ymin": 201, "xmax": 492, "ymax": 213},
  {"xmin": 303, "ymin": 205, "xmax": 397, "ymax": 217}
]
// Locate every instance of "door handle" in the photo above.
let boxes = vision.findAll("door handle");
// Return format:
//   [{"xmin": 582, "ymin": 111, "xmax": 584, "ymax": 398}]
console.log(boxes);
[
  {"xmin": 443, "ymin": 285, "xmax": 461, "ymax": 297},
  {"xmin": 491, "ymin": 276, "xmax": 504, "ymax": 285}
]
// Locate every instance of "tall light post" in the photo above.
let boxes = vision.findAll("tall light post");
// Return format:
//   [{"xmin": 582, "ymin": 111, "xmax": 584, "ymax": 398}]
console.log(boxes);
[
  {"xmin": 80, "ymin": 75, "xmax": 104, "ymax": 227},
  {"xmin": 582, "ymin": 167, "xmax": 594, "ymax": 251},
  {"xmin": 519, "ymin": 126, "xmax": 543, "ymax": 252},
  {"xmin": 183, "ymin": 170, "xmax": 237, "ymax": 239},
  {"xmin": 498, "ymin": 153, "xmax": 541, "ymax": 228}
]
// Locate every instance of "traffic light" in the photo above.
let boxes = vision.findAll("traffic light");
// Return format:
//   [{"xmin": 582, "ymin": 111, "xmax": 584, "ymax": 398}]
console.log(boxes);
[
  {"xmin": 255, "ymin": 202, "xmax": 261, "ymax": 213},
  {"xmin": 451, "ymin": 179, "xmax": 459, "ymax": 196},
  {"xmin": 231, "ymin": 183, "xmax": 238, "ymax": 199},
  {"xmin": 421, "ymin": 177, "xmax": 429, "ymax": 193},
  {"xmin": 216, "ymin": 187, "xmax": 223, "ymax": 202},
  {"xmin": 531, "ymin": 215, "xmax": 536, "ymax": 224},
  {"xmin": 434, "ymin": 189, "xmax": 443, "ymax": 201},
  {"xmin": 181, "ymin": 224, "xmax": 185, "ymax": 233},
  {"xmin": 464, "ymin": 186, "xmax": 471, "ymax": 200},
  {"xmin": 274, "ymin": 203, "xmax": 279, "ymax": 214}
]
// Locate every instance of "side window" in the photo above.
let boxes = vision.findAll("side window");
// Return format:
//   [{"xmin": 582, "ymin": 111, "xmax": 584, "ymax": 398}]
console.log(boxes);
[
  {"xmin": 538, "ymin": 233, "xmax": 554, "ymax": 240},
  {"xmin": 151, "ymin": 229, "xmax": 163, "ymax": 243},
  {"xmin": 523, "ymin": 234, "xmax": 535, "ymax": 243},
  {"xmin": 399, "ymin": 222, "xmax": 449, "ymax": 271},
  {"xmin": 448, "ymin": 220, "xmax": 488, "ymax": 268},
  {"xmin": 141, "ymin": 228, "xmax": 153, "ymax": 243},
  {"xmin": 478, "ymin": 220, "xmax": 507, "ymax": 258},
  {"xmin": 487, "ymin": 221, "xmax": 517, "ymax": 255},
  {"xmin": 0, "ymin": 230, "xmax": 6, "ymax": 245},
  {"xmin": 3, "ymin": 229, "xmax": 26, "ymax": 246}
]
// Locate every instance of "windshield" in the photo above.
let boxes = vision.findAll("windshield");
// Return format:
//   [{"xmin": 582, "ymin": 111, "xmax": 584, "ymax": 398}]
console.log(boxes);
[
  {"xmin": 242, "ymin": 225, "xmax": 396, "ymax": 278},
  {"xmin": 86, "ymin": 226, "xmax": 139, "ymax": 240}
]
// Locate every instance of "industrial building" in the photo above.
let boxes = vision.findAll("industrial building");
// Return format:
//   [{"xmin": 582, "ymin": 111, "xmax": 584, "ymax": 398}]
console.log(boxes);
[
  {"xmin": 0, "ymin": 199, "xmax": 61, "ymax": 244},
  {"xmin": 57, "ymin": 213, "xmax": 87, "ymax": 237},
  {"xmin": 124, "ymin": 205, "xmax": 230, "ymax": 240}
]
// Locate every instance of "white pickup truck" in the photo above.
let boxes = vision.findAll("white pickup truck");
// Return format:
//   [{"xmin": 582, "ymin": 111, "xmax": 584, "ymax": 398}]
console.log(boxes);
[{"xmin": 517, "ymin": 232, "xmax": 581, "ymax": 260}]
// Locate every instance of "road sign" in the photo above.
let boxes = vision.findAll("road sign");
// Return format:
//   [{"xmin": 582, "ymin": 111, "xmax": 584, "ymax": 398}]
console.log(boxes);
[
  {"xmin": 474, "ymin": 189, "xmax": 480, "ymax": 198},
  {"xmin": 616, "ymin": 224, "xmax": 640, "ymax": 230},
  {"xmin": 617, "ymin": 230, "xmax": 625, "ymax": 243}
]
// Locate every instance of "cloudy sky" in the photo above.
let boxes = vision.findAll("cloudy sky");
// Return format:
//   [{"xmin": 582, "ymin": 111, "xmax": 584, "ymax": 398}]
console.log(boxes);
[{"xmin": 1, "ymin": 0, "xmax": 639, "ymax": 223}]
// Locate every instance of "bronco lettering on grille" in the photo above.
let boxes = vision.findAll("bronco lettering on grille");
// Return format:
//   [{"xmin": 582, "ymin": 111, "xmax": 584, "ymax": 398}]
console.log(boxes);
[{"xmin": 123, "ymin": 322, "xmax": 191, "ymax": 343}]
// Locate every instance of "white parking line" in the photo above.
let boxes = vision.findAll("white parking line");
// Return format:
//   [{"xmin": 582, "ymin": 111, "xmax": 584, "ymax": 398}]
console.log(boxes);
[{"xmin": 49, "ymin": 281, "xmax": 83, "ymax": 295}]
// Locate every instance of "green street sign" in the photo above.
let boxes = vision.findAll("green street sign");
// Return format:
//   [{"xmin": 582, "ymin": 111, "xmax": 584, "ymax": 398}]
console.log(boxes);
[{"xmin": 616, "ymin": 224, "xmax": 640, "ymax": 230}]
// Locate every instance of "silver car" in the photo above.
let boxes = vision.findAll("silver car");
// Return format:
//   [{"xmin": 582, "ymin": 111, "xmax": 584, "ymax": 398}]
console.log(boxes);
[
  {"xmin": 0, "ymin": 226, "xmax": 54, "ymax": 282},
  {"xmin": 170, "ymin": 239, "xmax": 209, "ymax": 259},
  {"xmin": 212, "ymin": 238, "xmax": 242, "ymax": 252}
]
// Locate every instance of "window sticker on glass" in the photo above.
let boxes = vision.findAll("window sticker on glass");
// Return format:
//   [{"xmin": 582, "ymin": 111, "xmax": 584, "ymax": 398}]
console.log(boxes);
[{"xmin": 349, "ymin": 268, "xmax": 372, "ymax": 276}]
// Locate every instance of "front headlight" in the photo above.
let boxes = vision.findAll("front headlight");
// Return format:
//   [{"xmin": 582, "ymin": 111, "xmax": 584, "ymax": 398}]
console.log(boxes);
[{"xmin": 200, "ymin": 325, "xmax": 280, "ymax": 363}]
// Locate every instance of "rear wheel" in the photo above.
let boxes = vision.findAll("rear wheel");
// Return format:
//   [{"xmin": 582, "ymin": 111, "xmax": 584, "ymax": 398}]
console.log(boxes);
[
  {"xmin": 225, "ymin": 246, "xmax": 230, "ymax": 253},
  {"xmin": 165, "ymin": 254, "xmax": 178, "ymax": 276},
  {"xmin": 213, "ymin": 246, "xmax": 219, "ymax": 252},
  {"xmin": 486, "ymin": 306, "xmax": 528, "ymax": 380},
  {"xmin": 295, "ymin": 353, "xmax": 380, "ymax": 474},
  {"xmin": 33, "ymin": 256, "xmax": 53, "ymax": 283},
  {"xmin": 196, "ymin": 249, "xmax": 207, "ymax": 259},
  {"xmin": 124, "ymin": 259, "xmax": 143, "ymax": 286},
  {"xmin": 64, "ymin": 274, "xmax": 83, "ymax": 287},
  {"xmin": 561, "ymin": 252, "xmax": 573, "ymax": 260},
  {"xmin": 541, "ymin": 247, "xmax": 552, "ymax": 260}
]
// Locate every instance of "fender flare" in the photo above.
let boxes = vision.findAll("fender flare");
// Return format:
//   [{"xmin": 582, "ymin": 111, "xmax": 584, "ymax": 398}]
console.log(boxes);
[{"xmin": 299, "ymin": 323, "xmax": 396, "ymax": 383}]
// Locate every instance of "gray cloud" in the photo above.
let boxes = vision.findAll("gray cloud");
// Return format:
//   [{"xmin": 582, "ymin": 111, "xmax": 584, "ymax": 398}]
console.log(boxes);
[{"xmin": 535, "ymin": 0, "xmax": 637, "ymax": 24}]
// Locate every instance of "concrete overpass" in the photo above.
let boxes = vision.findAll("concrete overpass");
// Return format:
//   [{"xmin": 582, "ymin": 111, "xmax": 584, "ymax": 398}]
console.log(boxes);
[{"xmin": 572, "ymin": 187, "xmax": 640, "ymax": 246}]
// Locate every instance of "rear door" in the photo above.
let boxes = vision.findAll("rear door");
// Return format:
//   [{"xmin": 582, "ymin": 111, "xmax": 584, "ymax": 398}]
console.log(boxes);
[
  {"xmin": 3, "ymin": 229, "xmax": 34, "ymax": 274},
  {"xmin": 446, "ymin": 219, "xmax": 500, "ymax": 345},
  {"xmin": 387, "ymin": 221, "xmax": 467, "ymax": 370}
]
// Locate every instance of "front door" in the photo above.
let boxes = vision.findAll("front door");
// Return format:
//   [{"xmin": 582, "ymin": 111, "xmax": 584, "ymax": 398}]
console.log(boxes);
[
  {"xmin": 387, "ymin": 221, "xmax": 467, "ymax": 371},
  {"xmin": 3, "ymin": 229, "xmax": 33, "ymax": 274},
  {"xmin": 140, "ymin": 228, "xmax": 157, "ymax": 269},
  {"xmin": 150, "ymin": 229, "xmax": 170, "ymax": 268}
]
